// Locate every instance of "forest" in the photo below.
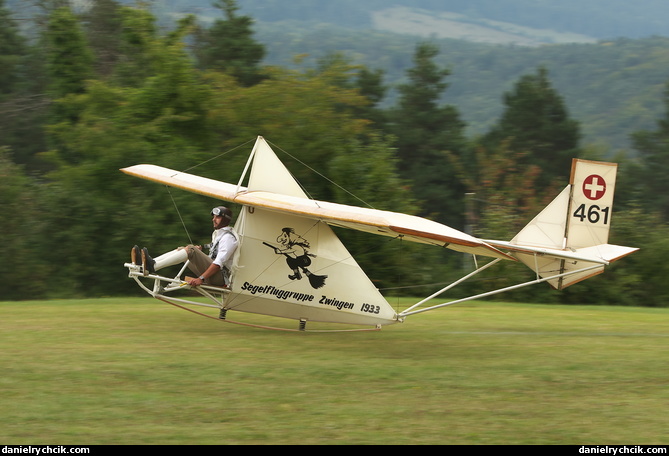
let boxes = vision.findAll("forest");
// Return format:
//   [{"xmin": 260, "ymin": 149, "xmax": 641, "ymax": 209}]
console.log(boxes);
[{"xmin": 1, "ymin": 0, "xmax": 669, "ymax": 307}]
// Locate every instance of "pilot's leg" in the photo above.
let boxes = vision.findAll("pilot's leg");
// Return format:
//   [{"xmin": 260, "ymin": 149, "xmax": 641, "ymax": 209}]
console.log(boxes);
[
  {"xmin": 184, "ymin": 246, "xmax": 226, "ymax": 287},
  {"xmin": 141, "ymin": 247, "xmax": 188, "ymax": 275}
]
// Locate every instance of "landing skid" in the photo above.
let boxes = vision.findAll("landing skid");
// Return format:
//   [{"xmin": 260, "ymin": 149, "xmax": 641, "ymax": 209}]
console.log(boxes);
[
  {"xmin": 124, "ymin": 262, "xmax": 382, "ymax": 332},
  {"xmin": 125, "ymin": 254, "xmax": 604, "ymax": 331}
]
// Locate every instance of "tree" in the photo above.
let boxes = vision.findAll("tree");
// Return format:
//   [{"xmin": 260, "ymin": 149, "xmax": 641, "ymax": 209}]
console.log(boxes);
[
  {"xmin": 80, "ymin": 0, "xmax": 124, "ymax": 78},
  {"xmin": 388, "ymin": 42, "xmax": 469, "ymax": 228},
  {"xmin": 203, "ymin": 63, "xmax": 373, "ymax": 199},
  {"xmin": 314, "ymin": 52, "xmax": 388, "ymax": 130},
  {"xmin": 0, "ymin": 0, "xmax": 25, "ymax": 99},
  {"xmin": 193, "ymin": 0, "xmax": 266, "ymax": 87},
  {"xmin": 447, "ymin": 141, "xmax": 566, "ymax": 302},
  {"xmin": 38, "ymin": 6, "xmax": 218, "ymax": 297},
  {"xmin": 327, "ymin": 133, "xmax": 442, "ymax": 294},
  {"xmin": 0, "ymin": 0, "xmax": 50, "ymax": 172},
  {"xmin": 0, "ymin": 148, "xmax": 50, "ymax": 299},
  {"xmin": 630, "ymin": 82, "xmax": 669, "ymax": 221},
  {"xmin": 42, "ymin": 5, "xmax": 94, "ymax": 166},
  {"xmin": 484, "ymin": 66, "xmax": 581, "ymax": 187},
  {"xmin": 44, "ymin": 6, "xmax": 93, "ymax": 101},
  {"xmin": 112, "ymin": 4, "xmax": 160, "ymax": 87}
]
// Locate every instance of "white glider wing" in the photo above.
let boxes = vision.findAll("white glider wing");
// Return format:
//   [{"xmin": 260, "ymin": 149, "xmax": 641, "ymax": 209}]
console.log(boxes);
[
  {"xmin": 121, "ymin": 138, "xmax": 513, "ymax": 260},
  {"xmin": 120, "ymin": 163, "xmax": 245, "ymax": 201}
]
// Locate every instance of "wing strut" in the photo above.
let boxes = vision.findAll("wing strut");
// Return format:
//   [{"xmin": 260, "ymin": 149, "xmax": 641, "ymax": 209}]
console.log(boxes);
[
  {"xmin": 399, "ymin": 259, "xmax": 603, "ymax": 318},
  {"xmin": 402, "ymin": 258, "xmax": 503, "ymax": 315}
]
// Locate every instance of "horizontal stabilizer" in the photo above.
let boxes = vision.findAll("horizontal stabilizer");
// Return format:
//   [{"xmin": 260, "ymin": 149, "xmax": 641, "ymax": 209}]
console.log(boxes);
[
  {"xmin": 575, "ymin": 244, "xmax": 639, "ymax": 264},
  {"xmin": 488, "ymin": 240, "xmax": 638, "ymax": 289}
]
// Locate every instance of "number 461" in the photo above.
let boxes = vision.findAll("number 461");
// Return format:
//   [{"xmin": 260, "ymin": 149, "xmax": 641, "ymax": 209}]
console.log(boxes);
[{"xmin": 573, "ymin": 204, "xmax": 610, "ymax": 225}]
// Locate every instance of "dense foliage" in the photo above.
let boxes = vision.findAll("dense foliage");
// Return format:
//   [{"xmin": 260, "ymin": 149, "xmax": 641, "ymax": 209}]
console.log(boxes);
[{"xmin": 1, "ymin": 0, "xmax": 668, "ymax": 307}]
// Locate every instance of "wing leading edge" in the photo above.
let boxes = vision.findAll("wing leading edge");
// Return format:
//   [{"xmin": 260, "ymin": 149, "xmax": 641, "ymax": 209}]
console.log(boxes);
[{"xmin": 121, "ymin": 163, "xmax": 513, "ymax": 260}]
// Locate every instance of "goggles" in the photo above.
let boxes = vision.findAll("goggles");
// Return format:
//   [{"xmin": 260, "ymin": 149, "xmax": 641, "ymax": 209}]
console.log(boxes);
[{"xmin": 211, "ymin": 207, "xmax": 231, "ymax": 219}]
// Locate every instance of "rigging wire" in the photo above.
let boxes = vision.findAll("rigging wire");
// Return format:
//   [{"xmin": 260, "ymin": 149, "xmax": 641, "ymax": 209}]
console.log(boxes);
[
  {"xmin": 267, "ymin": 139, "xmax": 378, "ymax": 210},
  {"xmin": 166, "ymin": 186, "xmax": 194, "ymax": 245},
  {"xmin": 262, "ymin": 139, "xmax": 420, "ymax": 297},
  {"xmin": 394, "ymin": 235, "xmax": 404, "ymax": 313},
  {"xmin": 162, "ymin": 138, "xmax": 257, "ymax": 245},
  {"xmin": 165, "ymin": 137, "xmax": 431, "ymax": 298},
  {"xmin": 171, "ymin": 136, "xmax": 374, "ymax": 214},
  {"xmin": 178, "ymin": 138, "xmax": 256, "ymax": 175}
]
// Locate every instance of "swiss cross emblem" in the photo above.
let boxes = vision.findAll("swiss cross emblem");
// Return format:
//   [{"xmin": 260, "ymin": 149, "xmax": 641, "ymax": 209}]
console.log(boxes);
[{"xmin": 583, "ymin": 174, "xmax": 606, "ymax": 200}]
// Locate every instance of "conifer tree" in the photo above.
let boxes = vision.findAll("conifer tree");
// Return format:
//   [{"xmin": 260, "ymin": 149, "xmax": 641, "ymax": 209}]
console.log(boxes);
[
  {"xmin": 80, "ymin": 0, "xmax": 123, "ymax": 77},
  {"xmin": 0, "ymin": 148, "xmax": 50, "ymax": 299},
  {"xmin": 484, "ymin": 67, "xmax": 581, "ymax": 187},
  {"xmin": 43, "ymin": 5, "xmax": 94, "ymax": 164},
  {"xmin": 44, "ymin": 6, "xmax": 93, "ymax": 100},
  {"xmin": 193, "ymin": 0, "xmax": 266, "ymax": 87},
  {"xmin": 0, "ymin": 0, "xmax": 50, "ymax": 171},
  {"xmin": 0, "ymin": 0, "xmax": 25, "ymax": 98},
  {"xmin": 389, "ymin": 42, "xmax": 468, "ymax": 227},
  {"xmin": 630, "ymin": 82, "xmax": 669, "ymax": 221}
]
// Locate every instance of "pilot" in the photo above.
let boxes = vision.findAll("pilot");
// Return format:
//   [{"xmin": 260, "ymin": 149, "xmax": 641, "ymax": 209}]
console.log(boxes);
[{"xmin": 132, "ymin": 206, "xmax": 238, "ymax": 287}]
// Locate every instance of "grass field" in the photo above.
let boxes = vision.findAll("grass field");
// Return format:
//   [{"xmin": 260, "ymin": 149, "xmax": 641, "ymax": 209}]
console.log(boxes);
[{"xmin": 1, "ymin": 297, "xmax": 667, "ymax": 445}]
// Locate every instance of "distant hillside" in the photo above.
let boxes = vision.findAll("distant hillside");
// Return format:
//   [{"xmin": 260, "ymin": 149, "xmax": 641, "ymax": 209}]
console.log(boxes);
[
  {"xmin": 250, "ymin": 20, "xmax": 669, "ymax": 154},
  {"xmin": 370, "ymin": 7, "xmax": 597, "ymax": 46},
  {"xmin": 138, "ymin": 0, "xmax": 669, "ymax": 153},
  {"xmin": 144, "ymin": 0, "xmax": 669, "ymax": 40},
  {"xmin": 177, "ymin": 0, "xmax": 669, "ymax": 41}
]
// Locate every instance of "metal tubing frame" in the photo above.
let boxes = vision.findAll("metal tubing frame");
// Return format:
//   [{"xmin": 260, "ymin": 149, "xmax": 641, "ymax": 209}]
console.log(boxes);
[
  {"xmin": 401, "ymin": 258, "xmax": 502, "ymax": 315},
  {"xmin": 125, "ymin": 263, "xmax": 230, "ymax": 310},
  {"xmin": 126, "ymin": 251, "xmax": 606, "ymax": 325},
  {"xmin": 399, "ymin": 260, "xmax": 603, "ymax": 318}
]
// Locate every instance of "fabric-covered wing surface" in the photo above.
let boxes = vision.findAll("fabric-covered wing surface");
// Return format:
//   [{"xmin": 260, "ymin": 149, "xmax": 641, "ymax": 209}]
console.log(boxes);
[{"xmin": 120, "ymin": 164, "xmax": 513, "ymax": 260}]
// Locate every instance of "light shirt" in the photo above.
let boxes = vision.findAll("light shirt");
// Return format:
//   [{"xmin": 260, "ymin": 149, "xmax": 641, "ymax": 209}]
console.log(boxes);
[{"xmin": 209, "ymin": 227, "xmax": 238, "ymax": 270}]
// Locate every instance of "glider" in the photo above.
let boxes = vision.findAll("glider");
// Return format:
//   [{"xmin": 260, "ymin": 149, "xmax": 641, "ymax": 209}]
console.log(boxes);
[{"xmin": 122, "ymin": 136, "xmax": 637, "ymax": 331}]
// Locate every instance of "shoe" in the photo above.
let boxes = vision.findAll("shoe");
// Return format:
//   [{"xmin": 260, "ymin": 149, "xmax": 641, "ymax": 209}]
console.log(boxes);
[
  {"xmin": 131, "ymin": 245, "xmax": 141, "ymax": 265},
  {"xmin": 288, "ymin": 271, "xmax": 302, "ymax": 281},
  {"xmin": 141, "ymin": 247, "xmax": 156, "ymax": 275}
]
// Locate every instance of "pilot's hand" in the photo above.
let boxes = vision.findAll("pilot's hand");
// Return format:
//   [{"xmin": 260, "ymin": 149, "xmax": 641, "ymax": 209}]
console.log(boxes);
[{"xmin": 188, "ymin": 277, "xmax": 204, "ymax": 287}]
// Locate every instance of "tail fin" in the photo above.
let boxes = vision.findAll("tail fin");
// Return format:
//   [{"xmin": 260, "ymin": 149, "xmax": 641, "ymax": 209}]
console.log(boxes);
[{"xmin": 499, "ymin": 159, "xmax": 638, "ymax": 289}]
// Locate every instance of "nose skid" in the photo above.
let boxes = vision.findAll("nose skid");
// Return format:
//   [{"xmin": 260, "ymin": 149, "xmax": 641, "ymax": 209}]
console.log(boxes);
[{"xmin": 124, "ymin": 262, "xmax": 230, "ymax": 309}]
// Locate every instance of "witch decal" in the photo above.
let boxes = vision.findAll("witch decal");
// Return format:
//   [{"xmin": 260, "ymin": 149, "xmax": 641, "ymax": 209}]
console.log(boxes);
[{"xmin": 264, "ymin": 227, "xmax": 328, "ymax": 289}]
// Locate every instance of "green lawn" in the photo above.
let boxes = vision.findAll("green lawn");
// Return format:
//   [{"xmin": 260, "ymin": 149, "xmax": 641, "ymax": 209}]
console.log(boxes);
[{"xmin": 1, "ymin": 297, "xmax": 667, "ymax": 445}]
